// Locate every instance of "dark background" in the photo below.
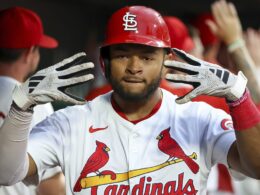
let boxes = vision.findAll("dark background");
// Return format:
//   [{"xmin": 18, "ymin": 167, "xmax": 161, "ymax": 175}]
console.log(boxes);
[
  {"xmin": 1, "ymin": 0, "xmax": 259, "ymax": 100},
  {"xmin": 1, "ymin": 0, "xmax": 259, "ymax": 63}
]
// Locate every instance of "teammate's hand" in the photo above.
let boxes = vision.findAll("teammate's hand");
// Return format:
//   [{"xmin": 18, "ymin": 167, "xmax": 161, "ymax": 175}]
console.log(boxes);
[
  {"xmin": 13, "ymin": 52, "xmax": 94, "ymax": 111},
  {"xmin": 164, "ymin": 48, "xmax": 248, "ymax": 104},
  {"xmin": 207, "ymin": 0, "xmax": 242, "ymax": 45}
]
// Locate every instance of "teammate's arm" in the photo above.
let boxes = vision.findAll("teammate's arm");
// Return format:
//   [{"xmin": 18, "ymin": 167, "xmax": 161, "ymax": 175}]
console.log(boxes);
[
  {"xmin": 0, "ymin": 53, "xmax": 94, "ymax": 185},
  {"xmin": 27, "ymin": 154, "xmax": 37, "ymax": 177}
]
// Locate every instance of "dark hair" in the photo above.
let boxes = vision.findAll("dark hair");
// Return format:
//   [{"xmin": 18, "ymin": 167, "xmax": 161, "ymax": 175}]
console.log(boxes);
[
  {"xmin": 0, "ymin": 48, "xmax": 27, "ymax": 63},
  {"xmin": 100, "ymin": 46, "xmax": 110, "ymax": 78}
]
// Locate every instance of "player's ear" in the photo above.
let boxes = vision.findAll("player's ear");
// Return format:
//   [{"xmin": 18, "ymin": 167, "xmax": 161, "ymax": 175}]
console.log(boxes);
[
  {"xmin": 23, "ymin": 46, "xmax": 36, "ymax": 64},
  {"xmin": 163, "ymin": 48, "xmax": 174, "ymax": 60},
  {"xmin": 165, "ymin": 52, "xmax": 174, "ymax": 61},
  {"xmin": 163, "ymin": 50, "xmax": 174, "ymax": 76}
]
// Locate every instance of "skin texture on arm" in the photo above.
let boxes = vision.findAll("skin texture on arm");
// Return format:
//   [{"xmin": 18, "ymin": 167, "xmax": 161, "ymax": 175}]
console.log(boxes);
[
  {"xmin": 228, "ymin": 123, "xmax": 260, "ymax": 178},
  {"xmin": 208, "ymin": 0, "xmax": 260, "ymax": 178},
  {"xmin": 26, "ymin": 154, "xmax": 66, "ymax": 195},
  {"xmin": 228, "ymin": 47, "xmax": 260, "ymax": 104},
  {"xmin": 244, "ymin": 29, "xmax": 260, "ymax": 107},
  {"xmin": 27, "ymin": 154, "xmax": 37, "ymax": 178},
  {"xmin": 244, "ymin": 29, "xmax": 260, "ymax": 67},
  {"xmin": 37, "ymin": 172, "xmax": 65, "ymax": 195}
]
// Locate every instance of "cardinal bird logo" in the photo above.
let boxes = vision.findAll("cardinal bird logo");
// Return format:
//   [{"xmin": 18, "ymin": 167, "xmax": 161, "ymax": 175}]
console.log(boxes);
[
  {"xmin": 73, "ymin": 140, "xmax": 110, "ymax": 192},
  {"xmin": 157, "ymin": 128, "xmax": 199, "ymax": 174}
]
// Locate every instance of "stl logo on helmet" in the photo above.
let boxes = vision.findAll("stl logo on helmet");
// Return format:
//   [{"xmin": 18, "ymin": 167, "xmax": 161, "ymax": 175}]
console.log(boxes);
[{"xmin": 123, "ymin": 12, "xmax": 137, "ymax": 31}]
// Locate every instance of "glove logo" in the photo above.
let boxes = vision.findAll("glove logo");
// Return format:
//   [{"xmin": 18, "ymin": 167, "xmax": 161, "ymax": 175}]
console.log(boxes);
[
  {"xmin": 123, "ymin": 12, "xmax": 137, "ymax": 31},
  {"xmin": 29, "ymin": 76, "xmax": 45, "ymax": 93},
  {"xmin": 209, "ymin": 68, "xmax": 230, "ymax": 84}
]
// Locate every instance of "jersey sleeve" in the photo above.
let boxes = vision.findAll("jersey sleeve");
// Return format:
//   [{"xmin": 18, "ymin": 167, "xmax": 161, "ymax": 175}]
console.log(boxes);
[
  {"xmin": 27, "ymin": 109, "xmax": 69, "ymax": 182},
  {"xmin": 31, "ymin": 103, "xmax": 54, "ymax": 128},
  {"xmin": 198, "ymin": 103, "xmax": 236, "ymax": 169}
]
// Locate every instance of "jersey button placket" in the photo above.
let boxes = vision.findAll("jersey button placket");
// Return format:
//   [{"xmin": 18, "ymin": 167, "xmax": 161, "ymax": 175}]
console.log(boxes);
[{"xmin": 129, "ymin": 127, "xmax": 140, "ymax": 192}]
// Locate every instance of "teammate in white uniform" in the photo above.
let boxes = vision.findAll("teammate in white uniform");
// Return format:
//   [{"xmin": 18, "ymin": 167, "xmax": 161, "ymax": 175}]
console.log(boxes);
[
  {"xmin": 0, "ymin": 77, "xmax": 56, "ymax": 194},
  {"xmin": 0, "ymin": 5, "xmax": 260, "ymax": 195},
  {"xmin": 0, "ymin": 6, "xmax": 64, "ymax": 195}
]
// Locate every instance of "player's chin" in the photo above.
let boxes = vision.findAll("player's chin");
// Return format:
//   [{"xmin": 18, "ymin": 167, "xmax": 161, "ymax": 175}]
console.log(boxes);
[{"xmin": 115, "ymin": 87, "xmax": 148, "ymax": 101}]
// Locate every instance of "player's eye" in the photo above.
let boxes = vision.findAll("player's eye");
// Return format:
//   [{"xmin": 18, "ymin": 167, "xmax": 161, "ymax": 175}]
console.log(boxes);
[
  {"xmin": 141, "ymin": 55, "xmax": 154, "ymax": 61},
  {"xmin": 115, "ymin": 55, "xmax": 128, "ymax": 59}
]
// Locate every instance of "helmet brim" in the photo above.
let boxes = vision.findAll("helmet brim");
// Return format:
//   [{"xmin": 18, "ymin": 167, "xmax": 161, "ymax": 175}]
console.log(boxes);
[{"xmin": 102, "ymin": 34, "xmax": 170, "ymax": 48}]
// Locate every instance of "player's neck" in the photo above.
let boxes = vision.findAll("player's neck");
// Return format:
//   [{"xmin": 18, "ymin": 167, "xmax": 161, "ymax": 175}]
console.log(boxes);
[
  {"xmin": 112, "ymin": 88, "xmax": 162, "ymax": 121},
  {"xmin": 0, "ymin": 62, "xmax": 27, "ymax": 82}
]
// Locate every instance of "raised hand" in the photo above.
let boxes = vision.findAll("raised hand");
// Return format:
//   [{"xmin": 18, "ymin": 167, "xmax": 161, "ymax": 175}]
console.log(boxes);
[
  {"xmin": 13, "ymin": 52, "xmax": 94, "ymax": 110},
  {"xmin": 207, "ymin": 0, "xmax": 243, "ymax": 45},
  {"xmin": 164, "ymin": 48, "xmax": 247, "ymax": 104}
]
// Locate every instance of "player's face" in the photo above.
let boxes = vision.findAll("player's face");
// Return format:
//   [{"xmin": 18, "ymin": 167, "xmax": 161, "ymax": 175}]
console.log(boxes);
[{"xmin": 108, "ymin": 44, "xmax": 165, "ymax": 101}]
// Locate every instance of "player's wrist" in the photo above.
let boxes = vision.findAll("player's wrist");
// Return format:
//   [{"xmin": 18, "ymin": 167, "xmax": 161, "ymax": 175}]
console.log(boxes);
[
  {"xmin": 227, "ymin": 38, "xmax": 245, "ymax": 53},
  {"xmin": 227, "ymin": 88, "xmax": 248, "ymax": 106},
  {"xmin": 226, "ymin": 71, "xmax": 248, "ymax": 101},
  {"xmin": 228, "ymin": 89, "xmax": 260, "ymax": 130}
]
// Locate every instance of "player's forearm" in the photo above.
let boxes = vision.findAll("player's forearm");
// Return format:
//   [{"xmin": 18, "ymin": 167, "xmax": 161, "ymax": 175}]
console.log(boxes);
[
  {"xmin": 0, "ymin": 103, "xmax": 32, "ymax": 185},
  {"xmin": 228, "ymin": 91, "xmax": 260, "ymax": 178},
  {"xmin": 234, "ymin": 125, "xmax": 260, "ymax": 178},
  {"xmin": 229, "ymin": 46, "xmax": 260, "ymax": 104}
]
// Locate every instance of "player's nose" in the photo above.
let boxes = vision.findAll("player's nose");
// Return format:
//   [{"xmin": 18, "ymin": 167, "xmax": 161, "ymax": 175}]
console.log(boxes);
[{"xmin": 126, "ymin": 56, "xmax": 142, "ymax": 74}]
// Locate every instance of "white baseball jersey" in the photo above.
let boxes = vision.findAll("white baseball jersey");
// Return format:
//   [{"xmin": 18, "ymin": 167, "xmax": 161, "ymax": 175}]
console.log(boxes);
[
  {"xmin": 28, "ymin": 89, "xmax": 236, "ymax": 195},
  {"xmin": 0, "ymin": 76, "xmax": 57, "ymax": 195}
]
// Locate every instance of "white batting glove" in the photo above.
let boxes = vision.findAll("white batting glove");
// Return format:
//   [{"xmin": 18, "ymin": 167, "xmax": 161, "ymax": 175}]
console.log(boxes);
[
  {"xmin": 13, "ymin": 52, "xmax": 94, "ymax": 111},
  {"xmin": 164, "ymin": 48, "xmax": 248, "ymax": 104}
]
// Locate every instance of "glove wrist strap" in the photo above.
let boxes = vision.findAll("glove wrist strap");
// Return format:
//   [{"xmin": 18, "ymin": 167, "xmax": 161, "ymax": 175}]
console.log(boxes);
[
  {"xmin": 227, "ymin": 71, "xmax": 248, "ymax": 101},
  {"xmin": 228, "ymin": 89, "xmax": 260, "ymax": 130},
  {"xmin": 12, "ymin": 85, "xmax": 35, "ymax": 111}
]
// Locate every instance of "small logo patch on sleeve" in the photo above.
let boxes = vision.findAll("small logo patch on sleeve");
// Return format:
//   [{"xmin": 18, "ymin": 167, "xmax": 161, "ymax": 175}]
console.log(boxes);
[{"xmin": 221, "ymin": 119, "xmax": 234, "ymax": 130}]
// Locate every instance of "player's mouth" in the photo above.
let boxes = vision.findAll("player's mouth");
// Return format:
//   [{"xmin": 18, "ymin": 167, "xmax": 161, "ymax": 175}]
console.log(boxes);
[{"xmin": 123, "ymin": 76, "xmax": 144, "ymax": 83}]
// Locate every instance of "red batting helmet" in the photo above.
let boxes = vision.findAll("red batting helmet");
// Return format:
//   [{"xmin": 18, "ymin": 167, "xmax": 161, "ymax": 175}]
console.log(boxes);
[{"xmin": 100, "ymin": 6, "xmax": 171, "ymax": 75}]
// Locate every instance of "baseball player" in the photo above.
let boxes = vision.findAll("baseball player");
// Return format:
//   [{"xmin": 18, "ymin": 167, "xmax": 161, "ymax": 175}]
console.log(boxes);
[
  {"xmin": 0, "ymin": 7, "xmax": 64, "ymax": 195},
  {"xmin": 0, "ymin": 5, "xmax": 260, "ymax": 195}
]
